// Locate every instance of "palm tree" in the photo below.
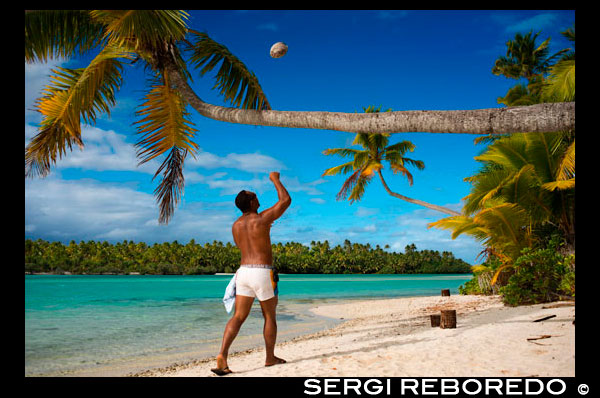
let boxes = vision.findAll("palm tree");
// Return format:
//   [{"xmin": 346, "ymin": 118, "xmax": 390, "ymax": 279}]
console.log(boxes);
[
  {"xmin": 25, "ymin": 11, "xmax": 575, "ymax": 224},
  {"xmin": 492, "ymin": 30, "xmax": 569, "ymax": 107},
  {"xmin": 322, "ymin": 106, "xmax": 460, "ymax": 216},
  {"xmin": 429, "ymin": 130, "xmax": 575, "ymax": 283}
]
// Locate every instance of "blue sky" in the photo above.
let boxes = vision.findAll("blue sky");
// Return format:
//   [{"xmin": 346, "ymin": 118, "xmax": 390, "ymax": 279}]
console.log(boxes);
[{"xmin": 25, "ymin": 10, "xmax": 575, "ymax": 264}]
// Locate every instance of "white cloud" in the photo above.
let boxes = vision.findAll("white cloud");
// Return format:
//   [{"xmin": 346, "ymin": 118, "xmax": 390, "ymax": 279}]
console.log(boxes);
[
  {"xmin": 386, "ymin": 206, "xmax": 482, "ymax": 263},
  {"xmin": 188, "ymin": 151, "xmax": 286, "ymax": 173},
  {"xmin": 57, "ymin": 125, "xmax": 160, "ymax": 174},
  {"xmin": 354, "ymin": 206, "xmax": 379, "ymax": 217},
  {"xmin": 25, "ymin": 174, "xmax": 238, "ymax": 244},
  {"xmin": 503, "ymin": 13, "xmax": 560, "ymax": 34},
  {"xmin": 281, "ymin": 176, "xmax": 327, "ymax": 195},
  {"xmin": 310, "ymin": 198, "xmax": 326, "ymax": 204}
]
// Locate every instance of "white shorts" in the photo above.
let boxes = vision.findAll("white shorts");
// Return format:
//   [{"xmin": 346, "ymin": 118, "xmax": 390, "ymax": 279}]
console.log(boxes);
[{"xmin": 235, "ymin": 266, "xmax": 278, "ymax": 301}]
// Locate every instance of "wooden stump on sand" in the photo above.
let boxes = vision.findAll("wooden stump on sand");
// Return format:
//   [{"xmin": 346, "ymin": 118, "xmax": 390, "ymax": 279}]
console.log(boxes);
[
  {"xmin": 430, "ymin": 314, "xmax": 441, "ymax": 327},
  {"xmin": 441, "ymin": 289, "xmax": 450, "ymax": 297},
  {"xmin": 440, "ymin": 309, "xmax": 457, "ymax": 329}
]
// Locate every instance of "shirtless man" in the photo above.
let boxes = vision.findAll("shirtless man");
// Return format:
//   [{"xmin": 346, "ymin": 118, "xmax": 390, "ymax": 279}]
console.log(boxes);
[{"xmin": 211, "ymin": 171, "xmax": 291, "ymax": 376}]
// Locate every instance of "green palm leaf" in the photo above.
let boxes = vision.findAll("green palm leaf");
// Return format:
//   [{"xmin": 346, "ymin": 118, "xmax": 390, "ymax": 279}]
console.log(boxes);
[
  {"xmin": 25, "ymin": 10, "xmax": 106, "ymax": 63},
  {"xmin": 134, "ymin": 71, "xmax": 199, "ymax": 224},
  {"xmin": 26, "ymin": 44, "xmax": 133, "ymax": 178},
  {"xmin": 153, "ymin": 147, "xmax": 187, "ymax": 225},
  {"xmin": 89, "ymin": 10, "xmax": 189, "ymax": 50},
  {"xmin": 542, "ymin": 60, "xmax": 575, "ymax": 102},
  {"xmin": 323, "ymin": 148, "xmax": 364, "ymax": 158},
  {"xmin": 187, "ymin": 31, "xmax": 271, "ymax": 110},
  {"xmin": 134, "ymin": 72, "xmax": 199, "ymax": 165},
  {"xmin": 542, "ymin": 140, "xmax": 575, "ymax": 191},
  {"xmin": 322, "ymin": 161, "xmax": 355, "ymax": 177}
]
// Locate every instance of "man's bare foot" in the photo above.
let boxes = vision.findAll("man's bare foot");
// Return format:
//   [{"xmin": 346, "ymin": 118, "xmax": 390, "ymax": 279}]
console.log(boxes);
[
  {"xmin": 265, "ymin": 356, "xmax": 287, "ymax": 367},
  {"xmin": 211, "ymin": 354, "xmax": 232, "ymax": 376}
]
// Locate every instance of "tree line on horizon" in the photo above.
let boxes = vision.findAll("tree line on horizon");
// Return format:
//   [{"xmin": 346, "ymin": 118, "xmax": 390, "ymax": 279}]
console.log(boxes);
[{"xmin": 24, "ymin": 238, "xmax": 472, "ymax": 275}]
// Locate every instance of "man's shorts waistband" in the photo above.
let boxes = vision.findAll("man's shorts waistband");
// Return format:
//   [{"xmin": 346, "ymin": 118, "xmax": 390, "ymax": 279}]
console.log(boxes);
[{"xmin": 240, "ymin": 264, "xmax": 273, "ymax": 269}]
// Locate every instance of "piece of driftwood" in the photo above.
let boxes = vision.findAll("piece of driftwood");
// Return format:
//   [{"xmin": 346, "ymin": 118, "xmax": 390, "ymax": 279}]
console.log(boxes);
[
  {"xmin": 440, "ymin": 309, "xmax": 456, "ymax": 329},
  {"xmin": 441, "ymin": 289, "xmax": 450, "ymax": 297},
  {"xmin": 527, "ymin": 335, "xmax": 552, "ymax": 341},
  {"xmin": 541, "ymin": 303, "xmax": 575, "ymax": 309},
  {"xmin": 430, "ymin": 314, "xmax": 441, "ymax": 327},
  {"xmin": 532, "ymin": 315, "xmax": 557, "ymax": 322}
]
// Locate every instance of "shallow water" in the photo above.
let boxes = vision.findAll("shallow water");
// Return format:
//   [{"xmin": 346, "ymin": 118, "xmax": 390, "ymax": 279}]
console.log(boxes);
[{"xmin": 25, "ymin": 273, "xmax": 471, "ymax": 376}]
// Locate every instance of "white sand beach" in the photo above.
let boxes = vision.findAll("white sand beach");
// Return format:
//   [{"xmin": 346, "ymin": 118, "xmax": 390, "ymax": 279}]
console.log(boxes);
[{"xmin": 130, "ymin": 294, "xmax": 575, "ymax": 377}]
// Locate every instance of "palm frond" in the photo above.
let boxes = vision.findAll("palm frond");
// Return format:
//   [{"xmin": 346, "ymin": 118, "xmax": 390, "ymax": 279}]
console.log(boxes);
[
  {"xmin": 428, "ymin": 215, "xmax": 490, "ymax": 242},
  {"xmin": 474, "ymin": 203, "xmax": 530, "ymax": 250},
  {"xmin": 133, "ymin": 71, "xmax": 199, "ymax": 165},
  {"xmin": 25, "ymin": 10, "xmax": 106, "ymax": 63},
  {"xmin": 187, "ymin": 31, "xmax": 270, "ymax": 110},
  {"xmin": 26, "ymin": 45, "xmax": 132, "ymax": 178},
  {"xmin": 474, "ymin": 135, "xmax": 528, "ymax": 170},
  {"xmin": 336, "ymin": 169, "xmax": 361, "ymax": 202},
  {"xmin": 348, "ymin": 173, "xmax": 374, "ymax": 203},
  {"xmin": 153, "ymin": 146, "xmax": 187, "ymax": 225},
  {"xmin": 542, "ymin": 139, "xmax": 575, "ymax": 191},
  {"xmin": 497, "ymin": 83, "xmax": 538, "ymax": 106},
  {"xmin": 322, "ymin": 148, "xmax": 364, "ymax": 158},
  {"xmin": 542, "ymin": 59, "xmax": 575, "ymax": 102},
  {"xmin": 352, "ymin": 132, "xmax": 370, "ymax": 148},
  {"xmin": 556, "ymin": 139, "xmax": 575, "ymax": 182},
  {"xmin": 384, "ymin": 140, "xmax": 415, "ymax": 155},
  {"xmin": 322, "ymin": 161, "xmax": 355, "ymax": 177},
  {"xmin": 360, "ymin": 162, "xmax": 383, "ymax": 177},
  {"xmin": 473, "ymin": 134, "xmax": 508, "ymax": 145},
  {"xmin": 388, "ymin": 163, "xmax": 414, "ymax": 185},
  {"xmin": 89, "ymin": 10, "xmax": 189, "ymax": 50}
]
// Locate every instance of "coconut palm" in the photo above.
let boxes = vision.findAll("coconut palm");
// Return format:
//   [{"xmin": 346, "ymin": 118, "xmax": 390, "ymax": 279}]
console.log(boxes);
[
  {"xmin": 25, "ymin": 10, "xmax": 270, "ymax": 224},
  {"xmin": 429, "ymin": 130, "xmax": 575, "ymax": 280},
  {"xmin": 492, "ymin": 30, "xmax": 569, "ymax": 82},
  {"xmin": 322, "ymin": 106, "xmax": 460, "ymax": 216},
  {"xmin": 25, "ymin": 10, "xmax": 575, "ymax": 224},
  {"xmin": 492, "ymin": 30, "xmax": 570, "ymax": 107}
]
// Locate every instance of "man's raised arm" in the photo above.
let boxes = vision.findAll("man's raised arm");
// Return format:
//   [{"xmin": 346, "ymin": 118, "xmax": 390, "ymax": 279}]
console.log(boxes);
[{"xmin": 261, "ymin": 172, "xmax": 291, "ymax": 222}]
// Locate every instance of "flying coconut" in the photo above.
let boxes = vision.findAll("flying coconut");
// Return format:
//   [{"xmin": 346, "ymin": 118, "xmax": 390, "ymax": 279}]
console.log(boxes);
[{"xmin": 270, "ymin": 42, "xmax": 288, "ymax": 58}]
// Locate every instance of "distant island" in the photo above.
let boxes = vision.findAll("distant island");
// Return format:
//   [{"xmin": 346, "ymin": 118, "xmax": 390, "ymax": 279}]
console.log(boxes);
[{"xmin": 25, "ymin": 239, "xmax": 472, "ymax": 275}]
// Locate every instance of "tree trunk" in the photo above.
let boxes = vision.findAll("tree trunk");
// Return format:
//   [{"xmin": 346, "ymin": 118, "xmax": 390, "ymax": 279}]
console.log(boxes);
[
  {"xmin": 440, "ymin": 309, "xmax": 457, "ymax": 329},
  {"xmin": 165, "ymin": 63, "xmax": 575, "ymax": 136},
  {"xmin": 376, "ymin": 170, "xmax": 461, "ymax": 216}
]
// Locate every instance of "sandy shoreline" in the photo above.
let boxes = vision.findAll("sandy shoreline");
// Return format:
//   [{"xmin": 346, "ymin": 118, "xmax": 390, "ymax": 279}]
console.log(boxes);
[{"xmin": 129, "ymin": 294, "xmax": 574, "ymax": 377}]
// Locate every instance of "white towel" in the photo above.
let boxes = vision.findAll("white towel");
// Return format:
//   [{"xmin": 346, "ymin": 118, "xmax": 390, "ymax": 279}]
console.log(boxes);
[{"xmin": 222, "ymin": 273, "xmax": 237, "ymax": 313}]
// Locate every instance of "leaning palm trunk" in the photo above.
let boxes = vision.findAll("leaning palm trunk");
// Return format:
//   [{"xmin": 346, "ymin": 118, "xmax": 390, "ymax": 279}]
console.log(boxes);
[
  {"xmin": 376, "ymin": 170, "xmax": 461, "ymax": 216},
  {"xmin": 165, "ymin": 63, "xmax": 574, "ymax": 135}
]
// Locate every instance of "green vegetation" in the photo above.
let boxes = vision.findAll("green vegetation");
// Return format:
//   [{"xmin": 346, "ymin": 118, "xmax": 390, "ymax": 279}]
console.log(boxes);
[
  {"xmin": 24, "ymin": 239, "xmax": 471, "ymax": 275},
  {"xmin": 437, "ymin": 26, "xmax": 575, "ymax": 306},
  {"xmin": 322, "ymin": 106, "xmax": 460, "ymax": 217}
]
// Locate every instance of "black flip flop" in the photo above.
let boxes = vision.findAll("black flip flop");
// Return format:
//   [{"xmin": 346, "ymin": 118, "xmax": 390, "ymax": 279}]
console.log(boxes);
[{"xmin": 211, "ymin": 366, "xmax": 233, "ymax": 376}]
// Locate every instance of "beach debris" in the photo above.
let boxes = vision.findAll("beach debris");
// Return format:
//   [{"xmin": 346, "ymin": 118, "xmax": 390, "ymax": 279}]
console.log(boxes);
[
  {"xmin": 532, "ymin": 315, "xmax": 557, "ymax": 323},
  {"xmin": 270, "ymin": 42, "xmax": 288, "ymax": 58},
  {"xmin": 440, "ymin": 309, "xmax": 457, "ymax": 329},
  {"xmin": 430, "ymin": 314, "xmax": 441, "ymax": 327},
  {"xmin": 527, "ymin": 335, "xmax": 552, "ymax": 341},
  {"xmin": 542, "ymin": 303, "xmax": 574, "ymax": 309},
  {"xmin": 441, "ymin": 289, "xmax": 450, "ymax": 297}
]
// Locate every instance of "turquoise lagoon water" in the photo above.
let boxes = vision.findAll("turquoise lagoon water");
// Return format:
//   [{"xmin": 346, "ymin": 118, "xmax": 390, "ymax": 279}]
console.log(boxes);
[{"xmin": 25, "ymin": 273, "xmax": 471, "ymax": 376}]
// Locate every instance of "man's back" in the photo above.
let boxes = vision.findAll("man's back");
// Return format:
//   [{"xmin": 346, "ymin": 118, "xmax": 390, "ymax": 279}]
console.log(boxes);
[
  {"xmin": 232, "ymin": 213, "xmax": 273, "ymax": 265},
  {"xmin": 231, "ymin": 172, "xmax": 291, "ymax": 266}
]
